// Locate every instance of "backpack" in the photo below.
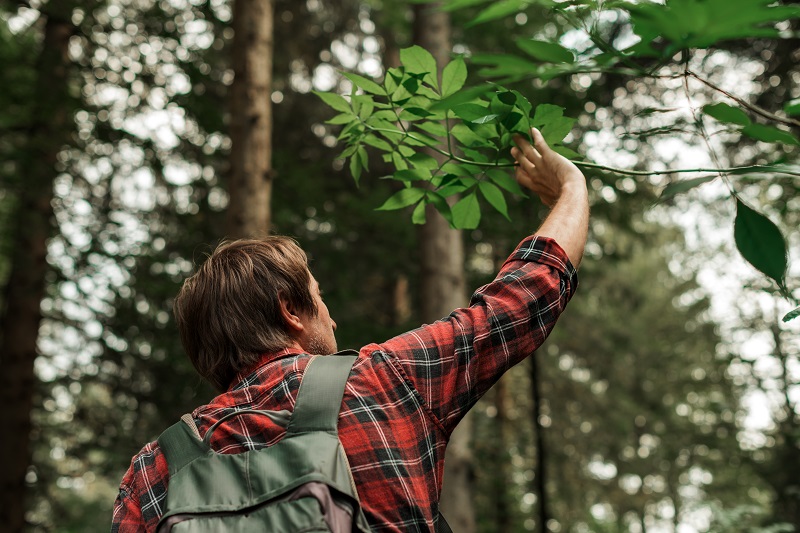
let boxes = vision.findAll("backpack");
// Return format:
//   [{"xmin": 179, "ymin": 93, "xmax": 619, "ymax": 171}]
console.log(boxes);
[{"xmin": 155, "ymin": 353, "xmax": 372, "ymax": 532}]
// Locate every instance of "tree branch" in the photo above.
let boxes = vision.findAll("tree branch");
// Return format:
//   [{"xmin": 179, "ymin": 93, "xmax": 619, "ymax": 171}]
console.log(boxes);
[
  {"xmin": 574, "ymin": 161, "xmax": 800, "ymax": 178},
  {"xmin": 687, "ymin": 70, "xmax": 800, "ymax": 129}
]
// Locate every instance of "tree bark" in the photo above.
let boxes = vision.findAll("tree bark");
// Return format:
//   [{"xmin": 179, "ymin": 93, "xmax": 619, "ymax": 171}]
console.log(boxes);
[
  {"xmin": 530, "ymin": 354, "xmax": 549, "ymax": 533},
  {"xmin": 0, "ymin": 6, "xmax": 74, "ymax": 531},
  {"xmin": 411, "ymin": 4, "xmax": 474, "ymax": 532},
  {"xmin": 227, "ymin": 0, "xmax": 274, "ymax": 238},
  {"xmin": 494, "ymin": 377, "xmax": 512, "ymax": 532}
]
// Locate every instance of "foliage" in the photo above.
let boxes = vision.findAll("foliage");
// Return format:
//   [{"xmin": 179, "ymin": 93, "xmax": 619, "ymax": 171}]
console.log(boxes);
[
  {"xmin": 315, "ymin": 47, "xmax": 574, "ymax": 230},
  {"xmin": 317, "ymin": 0, "xmax": 800, "ymax": 320}
]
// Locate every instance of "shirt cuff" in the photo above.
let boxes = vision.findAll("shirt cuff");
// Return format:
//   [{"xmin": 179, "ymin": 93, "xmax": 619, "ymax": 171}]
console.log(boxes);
[{"xmin": 505, "ymin": 235, "xmax": 578, "ymax": 291}]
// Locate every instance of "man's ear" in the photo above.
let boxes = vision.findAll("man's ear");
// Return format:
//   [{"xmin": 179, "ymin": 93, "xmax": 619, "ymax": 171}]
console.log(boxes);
[{"xmin": 278, "ymin": 293, "xmax": 304, "ymax": 334}]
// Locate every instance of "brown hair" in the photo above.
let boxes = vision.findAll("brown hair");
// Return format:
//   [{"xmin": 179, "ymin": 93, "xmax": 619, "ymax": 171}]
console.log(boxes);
[{"xmin": 173, "ymin": 236, "xmax": 317, "ymax": 392}]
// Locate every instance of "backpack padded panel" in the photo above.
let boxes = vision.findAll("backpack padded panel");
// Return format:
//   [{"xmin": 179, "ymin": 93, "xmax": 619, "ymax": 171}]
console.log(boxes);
[{"xmin": 156, "ymin": 353, "xmax": 371, "ymax": 533}]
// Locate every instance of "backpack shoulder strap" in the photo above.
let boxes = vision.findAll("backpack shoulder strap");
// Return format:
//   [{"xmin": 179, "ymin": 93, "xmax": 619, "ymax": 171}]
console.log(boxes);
[
  {"xmin": 157, "ymin": 415, "xmax": 211, "ymax": 476},
  {"xmin": 437, "ymin": 513, "xmax": 453, "ymax": 533},
  {"xmin": 286, "ymin": 351, "xmax": 358, "ymax": 436}
]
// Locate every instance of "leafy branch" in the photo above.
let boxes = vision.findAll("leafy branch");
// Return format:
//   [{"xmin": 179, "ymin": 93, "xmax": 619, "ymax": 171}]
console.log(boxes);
[{"xmin": 316, "ymin": 0, "xmax": 800, "ymax": 320}]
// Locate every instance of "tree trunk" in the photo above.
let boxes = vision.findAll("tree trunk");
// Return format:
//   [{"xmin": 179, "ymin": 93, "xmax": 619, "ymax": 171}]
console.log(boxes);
[
  {"xmin": 227, "ymin": 0, "xmax": 274, "ymax": 238},
  {"xmin": 0, "ymin": 6, "xmax": 74, "ymax": 531},
  {"xmin": 412, "ymin": 4, "xmax": 474, "ymax": 532},
  {"xmin": 530, "ymin": 354, "xmax": 549, "ymax": 533},
  {"xmin": 494, "ymin": 377, "xmax": 513, "ymax": 532}
]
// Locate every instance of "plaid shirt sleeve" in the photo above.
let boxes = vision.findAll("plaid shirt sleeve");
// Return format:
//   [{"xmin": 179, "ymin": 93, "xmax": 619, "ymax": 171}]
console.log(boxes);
[
  {"xmin": 111, "ymin": 442, "xmax": 168, "ymax": 533},
  {"xmin": 372, "ymin": 235, "xmax": 578, "ymax": 435}
]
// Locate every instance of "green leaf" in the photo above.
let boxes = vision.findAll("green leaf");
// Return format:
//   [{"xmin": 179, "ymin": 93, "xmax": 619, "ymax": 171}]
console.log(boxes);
[
  {"xmin": 501, "ymin": 112, "xmax": 525, "ymax": 133},
  {"xmin": 338, "ymin": 144, "xmax": 359, "ymax": 159},
  {"xmin": 408, "ymin": 153, "xmax": 440, "ymax": 170},
  {"xmin": 415, "ymin": 121, "xmax": 448, "ymax": 137},
  {"xmin": 660, "ymin": 176, "xmax": 716, "ymax": 200},
  {"xmin": 486, "ymin": 168, "xmax": 526, "ymax": 196},
  {"xmin": 427, "ymin": 192, "xmax": 454, "ymax": 224},
  {"xmin": 314, "ymin": 91, "xmax": 351, "ymax": 113},
  {"xmin": 391, "ymin": 151, "xmax": 408, "ymax": 170},
  {"xmin": 395, "ymin": 168, "xmax": 432, "ymax": 182},
  {"xmin": 471, "ymin": 54, "xmax": 541, "ymax": 79},
  {"xmin": 451, "ymin": 192, "xmax": 481, "ymax": 229},
  {"xmin": 473, "ymin": 113, "xmax": 501, "ymax": 124},
  {"xmin": 442, "ymin": 0, "xmax": 492, "ymax": 11},
  {"xmin": 350, "ymin": 146, "xmax": 367, "ymax": 185},
  {"xmin": 400, "ymin": 45, "xmax": 439, "ymax": 90},
  {"xmin": 343, "ymin": 72, "xmax": 385, "ymax": 95},
  {"xmin": 326, "ymin": 113, "xmax": 357, "ymax": 125},
  {"xmin": 405, "ymin": 131, "xmax": 441, "ymax": 147},
  {"xmin": 540, "ymin": 115, "xmax": 575, "ymax": 145},
  {"xmin": 703, "ymin": 103, "xmax": 751, "ymax": 126},
  {"xmin": 441, "ymin": 162, "xmax": 475, "ymax": 177},
  {"xmin": 366, "ymin": 117, "xmax": 402, "ymax": 133},
  {"xmin": 783, "ymin": 306, "xmax": 800, "ymax": 323},
  {"xmin": 430, "ymin": 84, "xmax": 494, "ymax": 111},
  {"xmin": 362, "ymin": 134, "xmax": 394, "ymax": 152},
  {"xmin": 742, "ymin": 124, "xmax": 800, "ymax": 145},
  {"xmin": 490, "ymin": 91, "xmax": 516, "ymax": 117},
  {"xmin": 479, "ymin": 181, "xmax": 510, "ymax": 220},
  {"xmin": 628, "ymin": 0, "xmax": 800, "ymax": 52},
  {"xmin": 376, "ymin": 187, "xmax": 427, "ymax": 210},
  {"xmin": 468, "ymin": 0, "xmax": 534, "ymax": 26},
  {"xmin": 339, "ymin": 120, "xmax": 364, "ymax": 141},
  {"xmin": 442, "ymin": 56, "xmax": 467, "ymax": 97},
  {"xmin": 734, "ymin": 198, "xmax": 788, "ymax": 291},
  {"xmin": 384, "ymin": 67, "xmax": 403, "ymax": 94},
  {"xmin": 438, "ymin": 182, "xmax": 471, "ymax": 197},
  {"xmin": 785, "ymin": 99, "xmax": 800, "ymax": 117},
  {"xmin": 355, "ymin": 95, "xmax": 374, "ymax": 121},
  {"xmin": 532, "ymin": 104, "xmax": 564, "ymax": 127},
  {"xmin": 400, "ymin": 107, "xmax": 434, "ymax": 121},
  {"xmin": 516, "ymin": 39, "xmax": 575, "ymax": 64},
  {"xmin": 451, "ymin": 123, "xmax": 486, "ymax": 147},
  {"xmin": 512, "ymin": 90, "xmax": 532, "ymax": 118},
  {"xmin": 551, "ymin": 145, "xmax": 579, "ymax": 159},
  {"xmin": 531, "ymin": 104, "xmax": 575, "ymax": 145},
  {"xmin": 453, "ymin": 103, "xmax": 491, "ymax": 122},
  {"xmin": 412, "ymin": 200, "xmax": 427, "ymax": 225}
]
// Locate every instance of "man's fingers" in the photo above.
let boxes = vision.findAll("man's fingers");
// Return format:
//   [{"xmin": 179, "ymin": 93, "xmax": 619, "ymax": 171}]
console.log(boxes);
[
  {"xmin": 515, "ymin": 167, "xmax": 534, "ymax": 190},
  {"xmin": 531, "ymin": 128, "xmax": 549, "ymax": 154},
  {"xmin": 513, "ymin": 133, "xmax": 543, "ymax": 162},
  {"xmin": 516, "ymin": 154, "xmax": 536, "ymax": 175}
]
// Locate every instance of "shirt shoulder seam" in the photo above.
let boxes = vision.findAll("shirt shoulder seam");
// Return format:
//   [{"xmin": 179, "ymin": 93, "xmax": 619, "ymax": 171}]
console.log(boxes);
[{"xmin": 369, "ymin": 348, "xmax": 449, "ymax": 436}]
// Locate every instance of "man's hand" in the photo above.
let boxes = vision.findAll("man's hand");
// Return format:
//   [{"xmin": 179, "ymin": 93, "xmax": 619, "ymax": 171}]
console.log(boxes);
[
  {"xmin": 511, "ymin": 128, "xmax": 585, "ymax": 207},
  {"xmin": 510, "ymin": 128, "xmax": 589, "ymax": 268}
]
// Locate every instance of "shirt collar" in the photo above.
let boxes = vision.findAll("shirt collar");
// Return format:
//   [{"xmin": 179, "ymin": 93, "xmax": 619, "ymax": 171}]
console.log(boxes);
[{"xmin": 227, "ymin": 343, "xmax": 305, "ymax": 392}]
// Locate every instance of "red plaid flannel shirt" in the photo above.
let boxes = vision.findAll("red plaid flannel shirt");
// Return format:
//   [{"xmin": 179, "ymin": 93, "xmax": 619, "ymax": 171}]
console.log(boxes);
[{"xmin": 111, "ymin": 236, "xmax": 578, "ymax": 532}]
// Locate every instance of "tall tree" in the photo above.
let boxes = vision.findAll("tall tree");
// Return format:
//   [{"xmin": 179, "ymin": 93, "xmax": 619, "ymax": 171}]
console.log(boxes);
[
  {"xmin": 411, "ymin": 3, "xmax": 474, "ymax": 531},
  {"xmin": 0, "ymin": 2, "xmax": 77, "ymax": 531},
  {"xmin": 227, "ymin": 0, "xmax": 274, "ymax": 237}
]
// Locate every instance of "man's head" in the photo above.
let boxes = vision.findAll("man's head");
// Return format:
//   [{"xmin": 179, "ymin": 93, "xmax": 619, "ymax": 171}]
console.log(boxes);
[{"xmin": 174, "ymin": 236, "xmax": 337, "ymax": 392}]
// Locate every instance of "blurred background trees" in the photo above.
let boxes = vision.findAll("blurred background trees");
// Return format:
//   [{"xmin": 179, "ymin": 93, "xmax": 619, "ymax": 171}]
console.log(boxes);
[{"xmin": 0, "ymin": 0, "xmax": 797, "ymax": 531}]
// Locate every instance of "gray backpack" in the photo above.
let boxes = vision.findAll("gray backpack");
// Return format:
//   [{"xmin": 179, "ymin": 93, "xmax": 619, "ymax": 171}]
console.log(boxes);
[{"xmin": 155, "ymin": 353, "xmax": 371, "ymax": 532}]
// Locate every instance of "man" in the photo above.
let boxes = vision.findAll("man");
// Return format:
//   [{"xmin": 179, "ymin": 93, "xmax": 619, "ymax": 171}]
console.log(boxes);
[{"xmin": 112, "ymin": 128, "xmax": 589, "ymax": 532}]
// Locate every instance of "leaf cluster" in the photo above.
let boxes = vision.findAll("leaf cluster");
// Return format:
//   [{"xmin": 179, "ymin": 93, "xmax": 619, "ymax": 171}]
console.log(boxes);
[{"xmin": 316, "ymin": 45, "xmax": 578, "ymax": 229}]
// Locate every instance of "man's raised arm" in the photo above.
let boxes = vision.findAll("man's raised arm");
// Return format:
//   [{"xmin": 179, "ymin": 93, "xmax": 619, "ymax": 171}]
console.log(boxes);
[{"xmin": 511, "ymin": 128, "xmax": 589, "ymax": 268}]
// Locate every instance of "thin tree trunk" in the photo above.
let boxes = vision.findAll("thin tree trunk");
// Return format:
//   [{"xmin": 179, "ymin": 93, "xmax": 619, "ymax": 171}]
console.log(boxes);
[
  {"xmin": 530, "ymin": 354, "xmax": 549, "ymax": 533},
  {"xmin": 227, "ymin": 0, "xmax": 274, "ymax": 238},
  {"xmin": 494, "ymin": 377, "xmax": 512, "ymax": 532},
  {"xmin": 0, "ymin": 6, "xmax": 74, "ymax": 531},
  {"xmin": 411, "ymin": 3, "xmax": 474, "ymax": 532}
]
